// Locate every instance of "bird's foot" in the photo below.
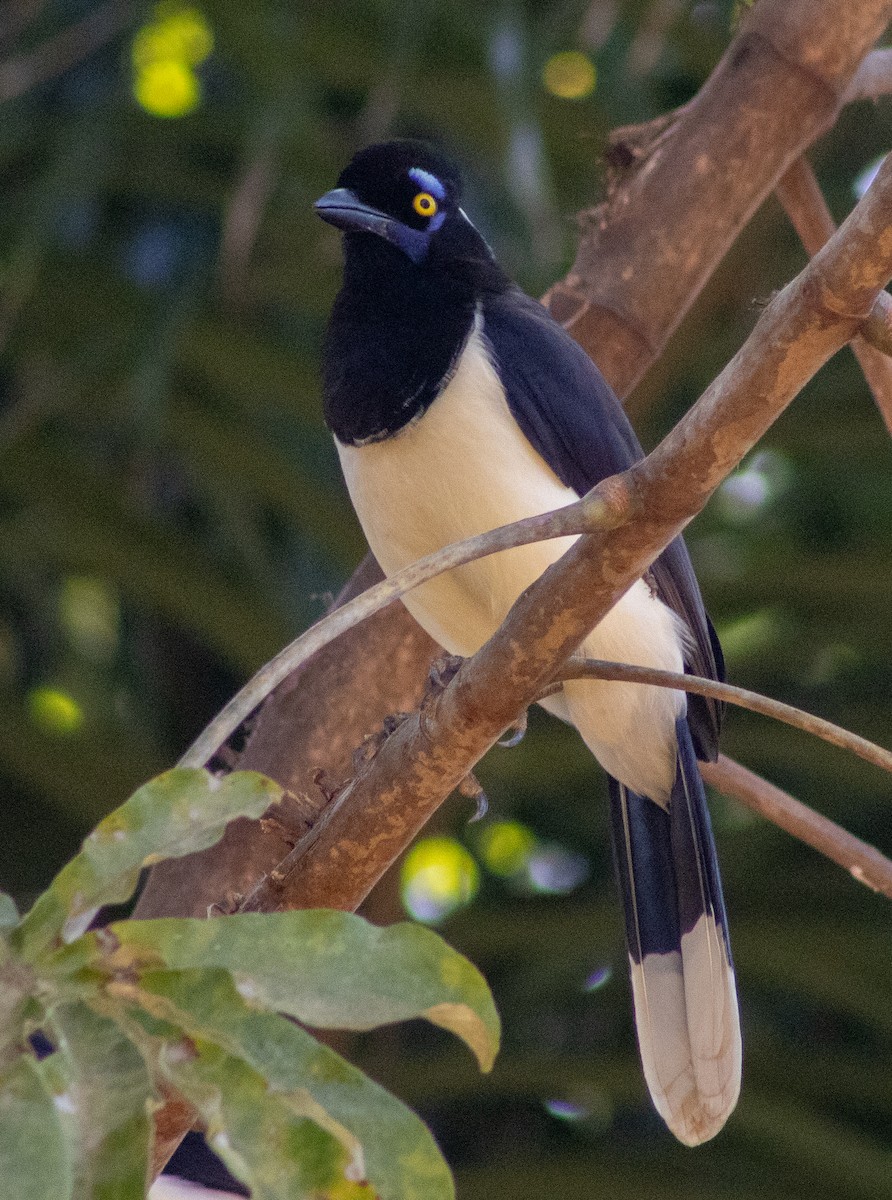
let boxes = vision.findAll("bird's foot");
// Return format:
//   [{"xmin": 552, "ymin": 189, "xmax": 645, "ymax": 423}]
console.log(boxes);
[
  {"xmin": 426, "ymin": 653, "xmax": 465, "ymax": 695},
  {"xmin": 352, "ymin": 711, "xmax": 414, "ymax": 772},
  {"xmin": 457, "ymin": 771, "xmax": 489, "ymax": 822}
]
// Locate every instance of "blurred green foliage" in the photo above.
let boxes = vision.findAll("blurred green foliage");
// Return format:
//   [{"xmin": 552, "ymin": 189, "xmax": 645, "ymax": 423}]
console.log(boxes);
[{"xmin": 1, "ymin": 0, "xmax": 890, "ymax": 1196}]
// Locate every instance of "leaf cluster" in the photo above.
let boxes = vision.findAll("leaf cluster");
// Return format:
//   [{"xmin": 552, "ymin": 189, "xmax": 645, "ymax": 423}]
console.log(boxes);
[{"xmin": 0, "ymin": 768, "xmax": 499, "ymax": 1199}]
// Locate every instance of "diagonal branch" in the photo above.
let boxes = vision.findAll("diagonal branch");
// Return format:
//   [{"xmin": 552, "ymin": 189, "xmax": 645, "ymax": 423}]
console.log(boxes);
[
  {"xmin": 238, "ymin": 151, "xmax": 892, "ymax": 918},
  {"xmin": 138, "ymin": 0, "xmax": 892, "ymax": 927},
  {"xmin": 544, "ymin": 0, "xmax": 892, "ymax": 393}
]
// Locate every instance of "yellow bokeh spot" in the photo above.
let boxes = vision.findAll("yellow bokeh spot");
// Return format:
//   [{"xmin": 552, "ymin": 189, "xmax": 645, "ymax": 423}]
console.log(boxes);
[
  {"xmin": 28, "ymin": 687, "xmax": 84, "ymax": 736},
  {"xmin": 131, "ymin": 3, "xmax": 211, "ymax": 119},
  {"xmin": 478, "ymin": 819, "xmax": 536, "ymax": 877},
  {"xmin": 401, "ymin": 837, "xmax": 480, "ymax": 923},
  {"xmin": 134, "ymin": 59, "xmax": 201, "ymax": 119},
  {"xmin": 132, "ymin": 4, "xmax": 213, "ymax": 70},
  {"xmin": 542, "ymin": 51, "xmax": 597, "ymax": 100}
]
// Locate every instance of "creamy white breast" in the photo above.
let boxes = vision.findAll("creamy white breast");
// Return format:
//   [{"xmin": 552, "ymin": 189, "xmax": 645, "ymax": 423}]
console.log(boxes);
[{"xmin": 335, "ymin": 320, "xmax": 685, "ymax": 801}]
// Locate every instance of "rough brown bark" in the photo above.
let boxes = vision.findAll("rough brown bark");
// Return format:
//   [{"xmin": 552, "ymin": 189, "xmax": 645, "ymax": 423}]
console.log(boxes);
[
  {"xmin": 545, "ymin": 0, "xmax": 892, "ymax": 393},
  {"xmin": 137, "ymin": 556, "xmax": 437, "ymax": 917}
]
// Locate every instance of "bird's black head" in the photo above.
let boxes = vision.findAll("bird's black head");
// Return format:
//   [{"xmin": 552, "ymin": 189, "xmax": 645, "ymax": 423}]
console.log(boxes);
[
  {"xmin": 315, "ymin": 140, "xmax": 504, "ymax": 289},
  {"xmin": 317, "ymin": 141, "xmax": 511, "ymax": 445}
]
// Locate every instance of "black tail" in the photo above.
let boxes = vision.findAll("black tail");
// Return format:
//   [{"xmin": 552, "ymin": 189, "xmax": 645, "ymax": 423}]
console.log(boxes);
[{"xmin": 608, "ymin": 717, "xmax": 741, "ymax": 1145}]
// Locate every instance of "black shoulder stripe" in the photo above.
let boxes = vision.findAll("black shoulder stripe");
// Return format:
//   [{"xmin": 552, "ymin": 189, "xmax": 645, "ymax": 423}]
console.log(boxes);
[
  {"xmin": 481, "ymin": 289, "xmax": 723, "ymax": 757},
  {"xmin": 482, "ymin": 289, "xmax": 642, "ymax": 495}
]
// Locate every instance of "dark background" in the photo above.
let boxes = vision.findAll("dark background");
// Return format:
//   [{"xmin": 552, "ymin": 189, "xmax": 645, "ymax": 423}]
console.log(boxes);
[{"xmin": 1, "ymin": 2, "xmax": 890, "ymax": 1196}]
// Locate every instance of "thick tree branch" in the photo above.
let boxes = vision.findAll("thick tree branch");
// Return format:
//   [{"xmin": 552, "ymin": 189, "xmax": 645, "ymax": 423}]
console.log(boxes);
[
  {"xmin": 701, "ymin": 757, "xmax": 892, "ymax": 901},
  {"xmin": 776, "ymin": 156, "xmax": 892, "ymax": 432},
  {"xmin": 544, "ymin": 0, "xmax": 892, "ymax": 394},
  {"xmin": 238, "ymin": 152, "xmax": 892, "ymax": 917}
]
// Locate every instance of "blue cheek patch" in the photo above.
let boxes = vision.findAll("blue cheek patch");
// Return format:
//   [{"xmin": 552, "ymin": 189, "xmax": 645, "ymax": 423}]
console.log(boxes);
[{"xmin": 388, "ymin": 223, "xmax": 430, "ymax": 263}]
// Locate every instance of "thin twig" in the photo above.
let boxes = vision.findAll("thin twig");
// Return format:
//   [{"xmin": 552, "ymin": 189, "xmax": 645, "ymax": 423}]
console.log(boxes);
[
  {"xmin": 557, "ymin": 658, "xmax": 892, "ymax": 776},
  {"xmin": 177, "ymin": 492, "xmax": 615, "ymax": 769},
  {"xmin": 775, "ymin": 156, "xmax": 892, "ymax": 433},
  {"xmin": 775, "ymin": 157, "xmax": 837, "ymax": 255},
  {"xmin": 702, "ymin": 756, "xmax": 892, "ymax": 901},
  {"xmin": 0, "ymin": 0, "xmax": 132, "ymax": 103}
]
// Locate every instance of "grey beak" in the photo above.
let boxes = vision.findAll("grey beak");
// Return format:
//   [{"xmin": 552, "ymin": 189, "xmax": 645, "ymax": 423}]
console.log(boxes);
[{"xmin": 313, "ymin": 187, "xmax": 396, "ymax": 239}]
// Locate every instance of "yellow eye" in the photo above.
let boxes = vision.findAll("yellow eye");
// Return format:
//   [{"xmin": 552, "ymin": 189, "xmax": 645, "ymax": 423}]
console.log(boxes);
[{"xmin": 412, "ymin": 191, "xmax": 438, "ymax": 218}]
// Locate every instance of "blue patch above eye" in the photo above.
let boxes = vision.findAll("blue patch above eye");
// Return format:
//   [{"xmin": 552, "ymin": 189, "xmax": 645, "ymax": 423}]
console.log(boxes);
[{"xmin": 408, "ymin": 167, "xmax": 446, "ymax": 201}]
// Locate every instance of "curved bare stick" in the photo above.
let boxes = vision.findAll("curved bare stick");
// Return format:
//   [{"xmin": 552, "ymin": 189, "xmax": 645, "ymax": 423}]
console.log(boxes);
[
  {"xmin": 557, "ymin": 659, "xmax": 892, "ymax": 776},
  {"xmin": 178, "ymin": 492, "xmax": 613, "ymax": 769},
  {"xmin": 555, "ymin": 662, "xmax": 892, "ymax": 898},
  {"xmin": 702, "ymin": 756, "xmax": 892, "ymax": 902}
]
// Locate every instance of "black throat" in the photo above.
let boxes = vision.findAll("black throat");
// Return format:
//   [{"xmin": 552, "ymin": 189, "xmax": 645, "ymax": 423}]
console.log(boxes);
[{"xmin": 322, "ymin": 231, "xmax": 505, "ymax": 445}]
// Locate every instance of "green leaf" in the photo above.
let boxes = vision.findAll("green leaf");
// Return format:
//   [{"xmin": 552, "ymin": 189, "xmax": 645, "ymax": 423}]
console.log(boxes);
[
  {"xmin": 159, "ymin": 1038, "xmax": 347, "ymax": 1200},
  {"xmin": 0, "ymin": 893, "xmax": 20, "ymax": 934},
  {"xmin": 46, "ymin": 1003, "xmax": 152, "ymax": 1200},
  {"xmin": 16, "ymin": 769, "xmax": 282, "ymax": 959},
  {"xmin": 0, "ymin": 1055, "xmax": 73, "ymax": 1200},
  {"xmin": 136, "ymin": 967, "xmax": 456, "ymax": 1200},
  {"xmin": 108, "ymin": 909, "xmax": 500, "ymax": 1070}
]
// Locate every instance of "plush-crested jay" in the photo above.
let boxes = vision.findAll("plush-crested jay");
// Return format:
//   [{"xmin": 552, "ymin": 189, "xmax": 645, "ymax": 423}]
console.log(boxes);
[{"xmin": 315, "ymin": 140, "xmax": 741, "ymax": 1146}]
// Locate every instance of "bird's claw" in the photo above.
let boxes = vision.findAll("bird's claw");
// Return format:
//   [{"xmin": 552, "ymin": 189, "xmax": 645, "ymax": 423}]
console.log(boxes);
[
  {"xmin": 498, "ymin": 710, "xmax": 528, "ymax": 747},
  {"xmin": 352, "ymin": 711, "xmax": 413, "ymax": 772},
  {"xmin": 457, "ymin": 771, "xmax": 489, "ymax": 822}
]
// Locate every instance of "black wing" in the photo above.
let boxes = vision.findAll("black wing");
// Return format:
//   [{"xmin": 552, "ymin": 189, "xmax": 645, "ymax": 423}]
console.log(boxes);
[{"xmin": 481, "ymin": 288, "xmax": 723, "ymax": 760}]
